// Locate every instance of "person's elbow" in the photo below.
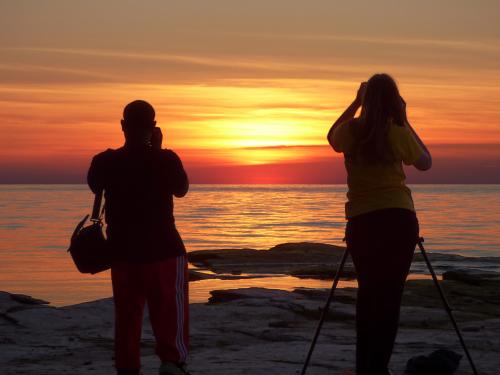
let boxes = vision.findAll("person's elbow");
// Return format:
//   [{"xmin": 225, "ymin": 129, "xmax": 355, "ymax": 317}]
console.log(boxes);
[
  {"xmin": 87, "ymin": 168, "xmax": 101, "ymax": 194},
  {"xmin": 173, "ymin": 177, "xmax": 189, "ymax": 198},
  {"xmin": 327, "ymin": 134, "xmax": 342, "ymax": 153},
  {"xmin": 413, "ymin": 152, "xmax": 432, "ymax": 171}
]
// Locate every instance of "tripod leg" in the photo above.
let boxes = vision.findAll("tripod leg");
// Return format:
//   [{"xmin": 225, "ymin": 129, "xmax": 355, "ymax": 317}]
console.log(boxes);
[
  {"xmin": 417, "ymin": 238, "xmax": 479, "ymax": 375},
  {"xmin": 300, "ymin": 247, "xmax": 349, "ymax": 375}
]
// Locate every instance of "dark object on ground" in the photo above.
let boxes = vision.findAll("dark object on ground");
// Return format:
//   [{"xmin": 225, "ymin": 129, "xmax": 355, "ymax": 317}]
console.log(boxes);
[{"xmin": 405, "ymin": 349, "xmax": 462, "ymax": 375}]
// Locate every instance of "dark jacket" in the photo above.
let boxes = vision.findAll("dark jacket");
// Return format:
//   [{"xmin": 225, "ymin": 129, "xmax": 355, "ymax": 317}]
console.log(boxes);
[{"xmin": 87, "ymin": 146, "xmax": 188, "ymax": 263}]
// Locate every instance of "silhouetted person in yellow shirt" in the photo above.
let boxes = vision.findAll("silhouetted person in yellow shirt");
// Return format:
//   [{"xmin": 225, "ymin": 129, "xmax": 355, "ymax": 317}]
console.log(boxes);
[
  {"xmin": 87, "ymin": 100, "xmax": 190, "ymax": 375},
  {"xmin": 327, "ymin": 74, "xmax": 432, "ymax": 375}
]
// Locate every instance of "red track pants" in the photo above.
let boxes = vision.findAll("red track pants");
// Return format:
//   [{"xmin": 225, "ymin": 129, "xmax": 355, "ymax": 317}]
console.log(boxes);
[{"xmin": 111, "ymin": 255, "xmax": 189, "ymax": 371}]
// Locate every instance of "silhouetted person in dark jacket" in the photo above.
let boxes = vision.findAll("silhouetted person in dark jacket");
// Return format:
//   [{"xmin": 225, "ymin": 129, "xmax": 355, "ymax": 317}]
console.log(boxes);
[{"xmin": 88, "ymin": 100, "xmax": 190, "ymax": 375}]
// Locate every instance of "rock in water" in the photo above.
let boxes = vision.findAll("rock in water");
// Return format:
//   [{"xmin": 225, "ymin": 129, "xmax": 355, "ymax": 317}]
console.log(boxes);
[
  {"xmin": 9, "ymin": 293, "xmax": 49, "ymax": 305},
  {"xmin": 442, "ymin": 269, "xmax": 500, "ymax": 285},
  {"xmin": 188, "ymin": 242, "xmax": 348, "ymax": 275}
]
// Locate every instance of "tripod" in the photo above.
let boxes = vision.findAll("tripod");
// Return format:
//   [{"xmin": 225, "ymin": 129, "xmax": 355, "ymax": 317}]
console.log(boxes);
[{"xmin": 300, "ymin": 237, "xmax": 478, "ymax": 375}]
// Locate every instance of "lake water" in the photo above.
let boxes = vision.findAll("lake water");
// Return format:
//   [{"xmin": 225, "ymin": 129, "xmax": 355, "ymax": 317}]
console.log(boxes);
[{"xmin": 1, "ymin": 184, "xmax": 499, "ymax": 306}]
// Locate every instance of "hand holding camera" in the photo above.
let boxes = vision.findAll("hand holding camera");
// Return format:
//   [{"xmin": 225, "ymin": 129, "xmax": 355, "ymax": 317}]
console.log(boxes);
[{"xmin": 152, "ymin": 127, "xmax": 163, "ymax": 150}]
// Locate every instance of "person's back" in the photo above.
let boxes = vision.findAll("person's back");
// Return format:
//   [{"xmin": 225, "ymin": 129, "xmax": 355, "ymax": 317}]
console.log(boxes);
[
  {"xmin": 88, "ymin": 145, "xmax": 187, "ymax": 262},
  {"xmin": 87, "ymin": 100, "xmax": 190, "ymax": 375},
  {"xmin": 331, "ymin": 117, "xmax": 425, "ymax": 218}
]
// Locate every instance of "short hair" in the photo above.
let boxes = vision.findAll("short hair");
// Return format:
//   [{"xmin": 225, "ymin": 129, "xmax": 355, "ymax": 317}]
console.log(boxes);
[{"xmin": 123, "ymin": 100, "xmax": 155, "ymax": 128}]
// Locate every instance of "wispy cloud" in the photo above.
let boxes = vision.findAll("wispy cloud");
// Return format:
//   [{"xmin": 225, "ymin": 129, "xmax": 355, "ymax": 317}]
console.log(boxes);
[
  {"xmin": 0, "ymin": 63, "xmax": 116, "ymax": 81},
  {"xmin": 4, "ymin": 45, "xmax": 460, "ymax": 80},
  {"xmin": 4, "ymin": 46, "xmax": 295, "ymax": 71},
  {"xmin": 223, "ymin": 32, "xmax": 500, "ymax": 53}
]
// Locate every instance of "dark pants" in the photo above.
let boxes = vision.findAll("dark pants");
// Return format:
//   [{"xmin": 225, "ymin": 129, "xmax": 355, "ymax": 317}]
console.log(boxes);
[{"xmin": 346, "ymin": 208, "xmax": 419, "ymax": 375}]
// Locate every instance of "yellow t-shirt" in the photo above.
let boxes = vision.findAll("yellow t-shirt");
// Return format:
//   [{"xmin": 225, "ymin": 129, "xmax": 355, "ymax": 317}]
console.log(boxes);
[{"xmin": 331, "ymin": 119, "xmax": 424, "ymax": 218}]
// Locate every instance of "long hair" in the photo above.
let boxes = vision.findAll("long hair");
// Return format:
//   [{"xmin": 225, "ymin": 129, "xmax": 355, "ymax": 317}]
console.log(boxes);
[{"xmin": 349, "ymin": 74, "xmax": 405, "ymax": 164}]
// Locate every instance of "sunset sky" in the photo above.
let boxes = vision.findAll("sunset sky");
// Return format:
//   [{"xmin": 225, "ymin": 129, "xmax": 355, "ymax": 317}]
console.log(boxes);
[{"xmin": 1, "ymin": 0, "xmax": 499, "ymax": 183}]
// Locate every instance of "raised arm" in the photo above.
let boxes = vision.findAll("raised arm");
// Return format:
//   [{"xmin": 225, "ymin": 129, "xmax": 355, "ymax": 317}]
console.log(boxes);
[
  {"xmin": 401, "ymin": 98, "xmax": 432, "ymax": 171},
  {"xmin": 153, "ymin": 127, "xmax": 189, "ymax": 197},
  {"xmin": 327, "ymin": 82, "xmax": 366, "ymax": 150},
  {"xmin": 166, "ymin": 150, "xmax": 189, "ymax": 198}
]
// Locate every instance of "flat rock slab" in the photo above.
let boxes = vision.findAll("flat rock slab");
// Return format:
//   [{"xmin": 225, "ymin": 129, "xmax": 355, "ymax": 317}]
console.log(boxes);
[
  {"xmin": 188, "ymin": 242, "xmax": 349, "ymax": 275},
  {"xmin": 188, "ymin": 242, "xmax": 500, "ymax": 280},
  {"xmin": 1, "ymin": 286, "xmax": 499, "ymax": 374}
]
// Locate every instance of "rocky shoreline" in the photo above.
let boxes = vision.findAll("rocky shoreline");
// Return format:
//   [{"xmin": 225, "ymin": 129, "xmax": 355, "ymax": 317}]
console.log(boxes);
[{"xmin": 2, "ymin": 242, "xmax": 499, "ymax": 374}]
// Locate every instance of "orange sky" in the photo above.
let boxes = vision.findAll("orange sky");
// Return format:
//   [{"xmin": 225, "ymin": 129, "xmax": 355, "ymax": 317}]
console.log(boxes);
[{"xmin": 1, "ymin": 0, "xmax": 499, "ymax": 183}]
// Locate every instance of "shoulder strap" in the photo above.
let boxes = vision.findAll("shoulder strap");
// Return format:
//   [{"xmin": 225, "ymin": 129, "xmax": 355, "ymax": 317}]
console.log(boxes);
[{"xmin": 91, "ymin": 190, "xmax": 104, "ymax": 222}]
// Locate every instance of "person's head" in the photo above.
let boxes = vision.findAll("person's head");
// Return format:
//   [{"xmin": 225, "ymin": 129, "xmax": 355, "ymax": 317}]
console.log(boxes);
[
  {"xmin": 121, "ymin": 100, "xmax": 156, "ymax": 144},
  {"xmin": 353, "ymin": 73, "xmax": 405, "ymax": 164}
]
